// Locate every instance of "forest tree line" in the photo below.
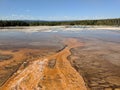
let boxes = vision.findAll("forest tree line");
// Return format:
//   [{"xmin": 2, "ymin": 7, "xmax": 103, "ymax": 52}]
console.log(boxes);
[{"xmin": 0, "ymin": 18, "xmax": 120, "ymax": 27}]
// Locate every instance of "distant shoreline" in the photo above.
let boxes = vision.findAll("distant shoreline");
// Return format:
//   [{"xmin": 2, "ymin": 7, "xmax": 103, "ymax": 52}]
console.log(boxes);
[
  {"xmin": 0, "ymin": 25, "xmax": 120, "ymax": 29},
  {"xmin": 0, "ymin": 18, "xmax": 120, "ymax": 27},
  {"xmin": 0, "ymin": 26, "xmax": 120, "ymax": 33}
]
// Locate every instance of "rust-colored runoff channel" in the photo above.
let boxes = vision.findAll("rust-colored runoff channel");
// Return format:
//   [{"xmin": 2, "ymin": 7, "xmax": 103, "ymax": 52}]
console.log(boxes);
[{"xmin": 0, "ymin": 38, "xmax": 87, "ymax": 90}]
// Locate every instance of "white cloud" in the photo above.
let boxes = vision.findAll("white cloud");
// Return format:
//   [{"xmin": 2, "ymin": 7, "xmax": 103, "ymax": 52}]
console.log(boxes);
[
  {"xmin": 0, "ymin": 14, "xmax": 37, "ymax": 20},
  {"xmin": 0, "ymin": 14, "xmax": 113, "ymax": 20}
]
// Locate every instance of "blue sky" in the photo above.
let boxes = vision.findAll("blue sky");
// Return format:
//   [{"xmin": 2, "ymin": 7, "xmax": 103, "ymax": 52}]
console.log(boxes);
[{"xmin": 0, "ymin": 0, "xmax": 120, "ymax": 20}]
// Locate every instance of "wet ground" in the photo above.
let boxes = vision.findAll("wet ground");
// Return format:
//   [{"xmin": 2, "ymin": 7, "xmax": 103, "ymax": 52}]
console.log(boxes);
[
  {"xmin": 67, "ymin": 30, "xmax": 120, "ymax": 90},
  {"xmin": 0, "ymin": 31, "xmax": 64, "ymax": 87},
  {"xmin": 0, "ymin": 27, "xmax": 120, "ymax": 90}
]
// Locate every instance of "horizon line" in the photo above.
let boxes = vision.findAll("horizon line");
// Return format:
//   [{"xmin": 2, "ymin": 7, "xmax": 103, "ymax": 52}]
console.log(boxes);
[{"xmin": 0, "ymin": 17, "xmax": 120, "ymax": 21}]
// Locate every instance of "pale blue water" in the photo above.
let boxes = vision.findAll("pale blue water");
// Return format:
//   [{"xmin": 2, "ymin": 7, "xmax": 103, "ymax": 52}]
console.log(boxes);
[{"xmin": 0, "ymin": 29, "xmax": 120, "ymax": 49}]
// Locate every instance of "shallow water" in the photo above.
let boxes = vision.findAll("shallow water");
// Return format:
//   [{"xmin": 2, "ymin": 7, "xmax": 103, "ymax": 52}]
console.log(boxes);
[
  {"xmin": 0, "ymin": 29, "xmax": 120, "ymax": 47},
  {"xmin": 0, "ymin": 29, "xmax": 120, "ymax": 89},
  {"xmin": 0, "ymin": 31, "xmax": 64, "ymax": 50}
]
